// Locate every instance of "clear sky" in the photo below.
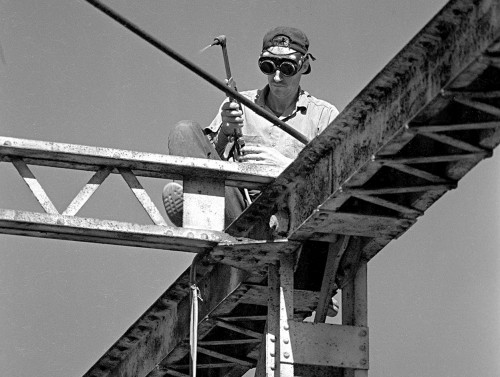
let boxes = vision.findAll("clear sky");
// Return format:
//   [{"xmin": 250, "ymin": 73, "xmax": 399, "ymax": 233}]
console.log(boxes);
[{"xmin": 0, "ymin": 1, "xmax": 499, "ymax": 377}]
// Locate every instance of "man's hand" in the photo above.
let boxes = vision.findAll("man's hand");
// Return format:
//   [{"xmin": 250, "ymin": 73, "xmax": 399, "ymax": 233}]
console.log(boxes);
[
  {"xmin": 239, "ymin": 144, "xmax": 293, "ymax": 168},
  {"xmin": 220, "ymin": 101, "xmax": 244, "ymax": 137}
]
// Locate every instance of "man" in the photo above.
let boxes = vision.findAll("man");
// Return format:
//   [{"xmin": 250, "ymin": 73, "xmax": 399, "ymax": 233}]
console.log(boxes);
[{"xmin": 163, "ymin": 26, "xmax": 339, "ymax": 228}]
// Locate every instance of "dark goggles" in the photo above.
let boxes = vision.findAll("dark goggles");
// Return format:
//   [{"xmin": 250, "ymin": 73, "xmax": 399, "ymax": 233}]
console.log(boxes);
[{"xmin": 258, "ymin": 56, "xmax": 304, "ymax": 77}]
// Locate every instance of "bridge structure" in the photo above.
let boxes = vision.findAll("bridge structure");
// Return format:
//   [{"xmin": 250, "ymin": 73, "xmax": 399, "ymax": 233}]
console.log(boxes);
[{"xmin": 1, "ymin": 0, "xmax": 500, "ymax": 376}]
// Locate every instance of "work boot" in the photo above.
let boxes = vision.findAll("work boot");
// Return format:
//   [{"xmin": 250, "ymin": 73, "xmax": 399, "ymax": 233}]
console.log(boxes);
[{"xmin": 162, "ymin": 181, "xmax": 183, "ymax": 227}]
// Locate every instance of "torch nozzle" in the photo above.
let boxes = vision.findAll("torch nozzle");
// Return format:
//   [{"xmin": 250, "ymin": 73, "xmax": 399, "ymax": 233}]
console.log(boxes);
[
  {"xmin": 211, "ymin": 35, "xmax": 226, "ymax": 47},
  {"xmin": 199, "ymin": 35, "xmax": 227, "ymax": 53}
]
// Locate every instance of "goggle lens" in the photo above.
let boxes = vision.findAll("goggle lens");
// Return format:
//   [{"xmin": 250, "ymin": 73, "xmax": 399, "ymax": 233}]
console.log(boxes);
[{"xmin": 258, "ymin": 58, "xmax": 300, "ymax": 77}]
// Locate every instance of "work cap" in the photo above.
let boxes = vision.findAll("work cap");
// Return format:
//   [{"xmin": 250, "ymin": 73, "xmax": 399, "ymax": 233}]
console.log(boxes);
[
  {"xmin": 262, "ymin": 26, "xmax": 310, "ymax": 55},
  {"xmin": 262, "ymin": 26, "xmax": 312, "ymax": 74}
]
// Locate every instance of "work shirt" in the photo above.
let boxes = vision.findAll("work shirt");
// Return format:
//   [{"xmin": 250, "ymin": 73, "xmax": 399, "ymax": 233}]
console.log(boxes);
[{"xmin": 207, "ymin": 85, "xmax": 339, "ymax": 160}]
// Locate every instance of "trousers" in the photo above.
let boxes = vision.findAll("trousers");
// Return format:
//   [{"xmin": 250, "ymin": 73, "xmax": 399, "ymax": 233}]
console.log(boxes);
[
  {"xmin": 168, "ymin": 121, "xmax": 328, "ymax": 292},
  {"xmin": 167, "ymin": 120, "xmax": 246, "ymax": 228}
]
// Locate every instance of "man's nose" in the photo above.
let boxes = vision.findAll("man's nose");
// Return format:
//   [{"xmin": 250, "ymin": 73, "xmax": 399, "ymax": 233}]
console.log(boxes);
[{"xmin": 273, "ymin": 70, "xmax": 283, "ymax": 82}]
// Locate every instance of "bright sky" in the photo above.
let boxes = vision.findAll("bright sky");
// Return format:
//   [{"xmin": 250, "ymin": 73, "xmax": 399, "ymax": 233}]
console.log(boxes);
[{"xmin": 0, "ymin": 1, "xmax": 499, "ymax": 377}]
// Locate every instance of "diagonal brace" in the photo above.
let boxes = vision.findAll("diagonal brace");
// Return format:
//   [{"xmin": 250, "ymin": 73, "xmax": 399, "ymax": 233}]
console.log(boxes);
[
  {"xmin": 119, "ymin": 168, "xmax": 168, "ymax": 226},
  {"xmin": 63, "ymin": 167, "xmax": 111, "ymax": 216},
  {"xmin": 11, "ymin": 158, "xmax": 59, "ymax": 215}
]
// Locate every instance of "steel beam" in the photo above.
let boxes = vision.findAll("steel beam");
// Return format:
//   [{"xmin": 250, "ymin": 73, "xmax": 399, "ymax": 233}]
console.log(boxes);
[{"xmin": 0, "ymin": 136, "xmax": 280, "ymax": 189}]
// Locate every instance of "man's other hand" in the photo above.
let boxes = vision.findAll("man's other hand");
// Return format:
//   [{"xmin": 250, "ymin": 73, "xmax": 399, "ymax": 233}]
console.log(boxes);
[
  {"xmin": 239, "ymin": 145, "xmax": 292, "ymax": 168},
  {"xmin": 220, "ymin": 101, "xmax": 244, "ymax": 136}
]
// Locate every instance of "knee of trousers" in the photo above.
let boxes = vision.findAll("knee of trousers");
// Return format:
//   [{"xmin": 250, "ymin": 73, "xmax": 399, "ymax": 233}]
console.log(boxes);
[
  {"xmin": 171, "ymin": 120, "xmax": 204, "ymax": 138},
  {"xmin": 168, "ymin": 120, "xmax": 216, "ymax": 159}
]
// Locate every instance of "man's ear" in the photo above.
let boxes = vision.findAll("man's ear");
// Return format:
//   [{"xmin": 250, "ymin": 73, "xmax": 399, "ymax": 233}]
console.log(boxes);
[{"xmin": 300, "ymin": 59, "xmax": 310, "ymax": 73}]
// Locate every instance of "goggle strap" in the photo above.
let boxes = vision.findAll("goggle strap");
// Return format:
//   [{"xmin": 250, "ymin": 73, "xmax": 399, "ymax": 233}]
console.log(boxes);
[{"xmin": 306, "ymin": 53, "xmax": 316, "ymax": 61}]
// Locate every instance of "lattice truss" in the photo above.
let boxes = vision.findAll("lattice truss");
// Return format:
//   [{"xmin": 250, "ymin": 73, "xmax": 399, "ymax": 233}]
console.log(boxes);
[
  {"xmin": 8, "ymin": 160, "xmax": 168, "ymax": 224},
  {"xmin": 0, "ymin": 140, "xmax": 287, "ymax": 253},
  {"xmin": 292, "ymin": 58, "xmax": 500, "ymax": 243}
]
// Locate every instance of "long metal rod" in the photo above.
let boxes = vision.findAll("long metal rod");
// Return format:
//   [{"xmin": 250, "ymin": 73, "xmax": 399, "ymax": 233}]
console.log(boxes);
[{"xmin": 84, "ymin": 0, "xmax": 309, "ymax": 145}]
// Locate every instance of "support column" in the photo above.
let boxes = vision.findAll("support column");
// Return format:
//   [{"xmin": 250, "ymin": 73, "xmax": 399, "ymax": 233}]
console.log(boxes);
[
  {"xmin": 278, "ymin": 253, "xmax": 295, "ymax": 376},
  {"xmin": 183, "ymin": 178, "xmax": 225, "ymax": 230},
  {"xmin": 342, "ymin": 261, "xmax": 368, "ymax": 377},
  {"xmin": 256, "ymin": 253, "xmax": 295, "ymax": 377},
  {"xmin": 257, "ymin": 256, "xmax": 369, "ymax": 377}
]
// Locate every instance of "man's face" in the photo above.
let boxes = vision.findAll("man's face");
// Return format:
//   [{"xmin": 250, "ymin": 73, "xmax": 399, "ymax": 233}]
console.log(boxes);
[{"xmin": 260, "ymin": 49, "xmax": 308, "ymax": 99}]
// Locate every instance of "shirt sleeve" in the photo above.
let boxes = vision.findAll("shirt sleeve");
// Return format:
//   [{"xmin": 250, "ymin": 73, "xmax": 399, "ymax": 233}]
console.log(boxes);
[
  {"xmin": 316, "ymin": 103, "xmax": 340, "ymax": 136},
  {"xmin": 206, "ymin": 98, "xmax": 232, "ymax": 158},
  {"xmin": 327, "ymin": 105, "xmax": 340, "ymax": 126}
]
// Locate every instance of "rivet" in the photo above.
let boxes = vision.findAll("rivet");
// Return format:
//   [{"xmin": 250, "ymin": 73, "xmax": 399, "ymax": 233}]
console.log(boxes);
[
  {"xmin": 283, "ymin": 338, "xmax": 289, "ymax": 344},
  {"xmin": 270, "ymin": 352, "xmax": 275, "ymax": 357},
  {"xmin": 360, "ymin": 359, "xmax": 367, "ymax": 366},
  {"xmin": 201, "ymin": 233, "xmax": 208, "ymax": 240},
  {"xmin": 359, "ymin": 330, "xmax": 367, "ymax": 337},
  {"xmin": 360, "ymin": 345, "xmax": 366, "ymax": 351},
  {"xmin": 270, "ymin": 336, "xmax": 276, "ymax": 343},
  {"xmin": 271, "ymin": 366, "xmax": 275, "ymax": 371},
  {"xmin": 3, "ymin": 141, "xmax": 11, "ymax": 146},
  {"xmin": 166, "ymin": 230, "xmax": 174, "ymax": 236},
  {"xmin": 187, "ymin": 232, "xmax": 194, "ymax": 238},
  {"xmin": 284, "ymin": 324, "xmax": 289, "ymax": 331},
  {"xmin": 284, "ymin": 352, "xmax": 290, "ymax": 359}
]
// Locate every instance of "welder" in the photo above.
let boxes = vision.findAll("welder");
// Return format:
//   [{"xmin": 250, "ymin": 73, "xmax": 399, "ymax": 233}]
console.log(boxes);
[{"xmin": 163, "ymin": 26, "xmax": 339, "ymax": 228}]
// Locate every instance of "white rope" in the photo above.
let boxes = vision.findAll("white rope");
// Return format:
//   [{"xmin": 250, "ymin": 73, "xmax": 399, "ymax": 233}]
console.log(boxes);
[{"xmin": 189, "ymin": 254, "xmax": 204, "ymax": 377}]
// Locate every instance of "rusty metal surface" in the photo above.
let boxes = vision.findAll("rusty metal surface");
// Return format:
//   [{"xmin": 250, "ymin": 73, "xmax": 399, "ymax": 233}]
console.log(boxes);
[
  {"xmin": 227, "ymin": 0, "xmax": 500, "ymax": 277},
  {"xmin": 210, "ymin": 239, "xmax": 301, "ymax": 273},
  {"xmin": 0, "ymin": 209, "xmax": 234, "ymax": 253},
  {"xmin": 0, "ymin": 136, "xmax": 280, "ymax": 189},
  {"xmin": 290, "ymin": 322, "xmax": 368, "ymax": 369}
]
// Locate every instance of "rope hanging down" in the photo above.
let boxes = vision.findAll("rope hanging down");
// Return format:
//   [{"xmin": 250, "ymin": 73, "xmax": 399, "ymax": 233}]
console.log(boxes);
[
  {"xmin": 188, "ymin": 253, "xmax": 205, "ymax": 377},
  {"xmin": 84, "ymin": 0, "xmax": 310, "ymax": 145}
]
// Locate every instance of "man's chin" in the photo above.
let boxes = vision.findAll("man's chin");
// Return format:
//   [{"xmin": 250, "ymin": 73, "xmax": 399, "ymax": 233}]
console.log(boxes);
[{"xmin": 269, "ymin": 83, "xmax": 288, "ymax": 94}]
